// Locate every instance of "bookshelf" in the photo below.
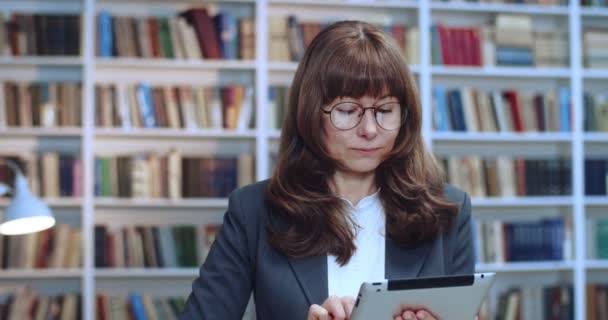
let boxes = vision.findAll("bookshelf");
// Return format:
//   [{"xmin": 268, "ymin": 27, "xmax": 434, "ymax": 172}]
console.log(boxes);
[{"xmin": 0, "ymin": 0, "xmax": 607, "ymax": 319}]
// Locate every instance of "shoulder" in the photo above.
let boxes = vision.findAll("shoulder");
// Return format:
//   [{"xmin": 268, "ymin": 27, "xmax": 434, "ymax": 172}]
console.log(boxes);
[
  {"xmin": 230, "ymin": 179, "xmax": 271, "ymax": 206},
  {"xmin": 442, "ymin": 183, "xmax": 467, "ymax": 206}
]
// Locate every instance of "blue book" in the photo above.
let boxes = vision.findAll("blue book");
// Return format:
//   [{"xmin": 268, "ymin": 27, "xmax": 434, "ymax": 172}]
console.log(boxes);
[
  {"xmin": 136, "ymin": 83, "xmax": 157, "ymax": 128},
  {"xmin": 433, "ymin": 86, "xmax": 450, "ymax": 131},
  {"xmin": 559, "ymin": 87, "xmax": 571, "ymax": 132},
  {"xmin": 430, "ymin": 25, "xmax": 442, "ymax": 65},
  {"xmin": 98, "ymin": 10, "xmax": 113, "ymax": 57},
  {"xmin": 496, "ymin": 47, "xmax": 534, "ymax": 66},
  {"xmin": 129, "ymin": 293, "xmax": 148, "ymax": 320}
]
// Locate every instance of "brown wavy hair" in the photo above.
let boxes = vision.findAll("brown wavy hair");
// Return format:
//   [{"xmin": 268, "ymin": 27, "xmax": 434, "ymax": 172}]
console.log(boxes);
[{"xmin": 266, "ymin": 20, "xmax": 459, "ymax": 265}]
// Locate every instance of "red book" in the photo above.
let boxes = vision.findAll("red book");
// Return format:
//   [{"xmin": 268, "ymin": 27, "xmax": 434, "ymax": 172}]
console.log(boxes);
[
  {"xmin": 504, "ymin": 91, "xmax": 524, "ymax": 132},
  {"xmin": 436, "ymin": 24, "xmax": 451, "ymax": 65},
  {"xmin": 180, "ymin": 8, "xmax": 221, "ymax": 59},
  {"xmin": 148, "ymin": 18, "xmax": 160, "ymax": 58},
  {"xmin": 516, "ymin": 159, "xmax": 526, "ymax": 196},
  {"xmin": 470, "ymin": 28, "xmax": 482, "ymax": 66}
]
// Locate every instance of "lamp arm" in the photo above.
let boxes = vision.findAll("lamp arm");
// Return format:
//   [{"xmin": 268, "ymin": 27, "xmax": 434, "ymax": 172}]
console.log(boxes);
[{"xmin": 0, "ymin": 158, "xmax": 25, "ymax": 177}]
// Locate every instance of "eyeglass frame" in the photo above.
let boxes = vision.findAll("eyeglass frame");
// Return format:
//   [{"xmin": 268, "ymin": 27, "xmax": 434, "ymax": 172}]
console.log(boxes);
[{"xmin": 321, "ymin": 101, "xmax": 408, "ymax": 131}]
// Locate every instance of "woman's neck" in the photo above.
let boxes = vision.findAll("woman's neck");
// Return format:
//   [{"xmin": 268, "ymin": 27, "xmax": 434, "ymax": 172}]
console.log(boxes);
[{"xmin": 329, "ymin": 170, "xmax": 378, "ymax": 206}]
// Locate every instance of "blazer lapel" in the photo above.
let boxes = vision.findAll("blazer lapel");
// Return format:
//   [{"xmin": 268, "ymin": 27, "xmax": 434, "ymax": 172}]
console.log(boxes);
[
  {"xmin": 385, "ymin": 237, "xmax": 432, "ymax": 280},
  {"xmin": 267, "ymin": 206, "xmax": 328, "ymax": 305},
  {"xmin": 288, "ymin": 255, "xmax": 328, "ymax": 305}
]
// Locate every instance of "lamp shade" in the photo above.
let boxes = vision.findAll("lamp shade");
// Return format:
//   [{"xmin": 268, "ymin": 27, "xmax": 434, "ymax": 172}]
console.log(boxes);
[{"xmin": 0, "ymin": 173, "xmax": 55, "ymax": 235}]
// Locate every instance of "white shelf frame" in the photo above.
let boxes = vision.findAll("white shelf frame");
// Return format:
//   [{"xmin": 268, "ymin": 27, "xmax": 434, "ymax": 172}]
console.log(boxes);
[{"xmin": 0, "ymin": 0, "xmax": 603, "ymax": 319}]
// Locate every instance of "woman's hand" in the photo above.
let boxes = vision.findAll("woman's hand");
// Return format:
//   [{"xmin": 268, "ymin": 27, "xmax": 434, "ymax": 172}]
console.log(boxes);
[
  {"xmin": 394, "ymin": 309, "xmax": 438, "ymax": 320},
  {"xmin": 307, "ymin": 295, "xmax": 356, "ymax": 320}
]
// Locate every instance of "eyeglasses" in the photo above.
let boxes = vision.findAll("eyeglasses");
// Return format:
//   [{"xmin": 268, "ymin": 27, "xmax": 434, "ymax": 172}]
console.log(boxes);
[{"xmin": 322, "ymin": 101, "xmax": 406, "ymax": 131}]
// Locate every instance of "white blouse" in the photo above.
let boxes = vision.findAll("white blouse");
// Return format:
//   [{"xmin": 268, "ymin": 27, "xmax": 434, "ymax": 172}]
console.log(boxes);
[{"xmin": 327, "ymin": 190, "xmax": 386, "ymax": 298}]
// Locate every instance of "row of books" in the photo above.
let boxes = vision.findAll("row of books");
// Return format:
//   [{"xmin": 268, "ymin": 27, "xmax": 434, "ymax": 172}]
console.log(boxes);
[
  {"xmin": 97, "ymin": 293, "xmax": 186, "ymax": 320},
  {"xmin": 585, "ymin": 93, "xmax": 608, "ymax": 132},
  {"xmin": 588, "ymin": 284, "xmax": 608, "ymax": 320},
  {"xmin": 268, "ymin": 16, "xmax": 419, "ymax": 64},
  {"xmin": 94, "ymin": 152, "xmax": 254, "ymax": 199},
  {"xmin": 0, "ymin": 153, "xmax": 82, "ymax": 198},
  {"xmin": 587, "ymin": 219, "xmax": 608, "ymax": 260},
  {"xmin": 95, "ymin": 83, "xmax": 254, "ymax": 130},
  {"xmin": 97, "ymin": 8, "xmax": 255, "ymax": 60},
  {"xmin": 473, "ymin": 217, "xmax": 570, "ymax": 264},
  {"xmin": 431, "ymin": 14, "xmax": 567, "ymax": 67},
  {"xmin": 438, "ymin": 157, "xmax": 572, "ymax": 197},
  {"xmin": 439, "ymin": 0, "xmax": 566, "ymax": 4},
  {"xmin": 1, "ymin": 81, "xmax": 82, "ymax": 129},
  {"xmin": 0, "ymin": 288, "xmax": 80, "ymax": 320},
  {"xmin": 433, "ymin": 87, "xmax": 571, "ymax": 133},
  {"xmin": 0, "ymin": 13, "xmax": 81, "ymax": 56},
  {"xmin": 478, "ymin": 285, "xmax": 573, "ymax": 320},
  {"xmin": 583, "ymin": 29, "xmax": 608, "ymax": 69},
  {"xmin": 95, "ymin": 224, "xmax": 218, "ymax": 269},
  {"xmin": 585, "ymin": 159, "xmax": 608, "ymax": 196},
  {"xmin": 0, "ymin": 224, "xmax": 81, "ymax": 270},
  {"xmin": 581, "ymin": 0, "xmax": 608, "ymax": 6},
  {"xmin": 267, "ymin": 86, "xmax": 289, "ymax": 130}
]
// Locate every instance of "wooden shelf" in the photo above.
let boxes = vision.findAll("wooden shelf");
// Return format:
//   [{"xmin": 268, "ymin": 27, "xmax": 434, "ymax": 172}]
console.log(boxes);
[
  {"xmin": 95, "ymin": 58, "xmax": 256, "ymax": 71},
  {"xmin": 268, "ymin": 0, "xmax": 418, "ymax": 9},
  {"xmin": 0, "ymin": 269, "xmax": 82, "ymax": 279},
  {"xmin": 0, "ymin": 128, "xmax": 82, "ymax": 137},
  {"xmin": 95, "ymin": 198, "xmax": 229, "ymax": 209},
  {"xmin": 476, "ymin": 261, "xmax": 574, "ymax": 273},
  {"xmin": 95, "ymin": 128, "xmax": 257, "ymax": 139},
  {"xmin": 430, "ymin": 1, "xmax": 569, "ymax": 15},
  {"xmin": 0, "ymin": 198, "xmax": 82, "ymax": 208},
  {"xmin": 582, "ymin": 69, "xmax": 608, "ymax": 79},
  {"xmin": 471, "ymin": 197, "xmax": 572, "ymax": 208},
  {"xmin": 432, "ymin": 132, "xmax": 572, "ymax": 143},
  {"xmin": 584, "ymin": 133, "xmax": 608, "ymax": 143},
  {"xmin": 586, "ymin": 260, "xmax": 608, "ymax": 270},
  {"xmin": 581, "ymin": 7, "xmax": 608, "ymax": 17},
  {"xmin": 585, "ymin": 197, "xmax": 608, "ymax": 207},
  {"xmin": 95, "ymin": 268, "xmax": 198, "ymax": 278},
  {"xmin": 431, "ymin": 66, "xmax": 570, "ymax": 78},
  {"xmin": 0, "ymin": 56, "xmax": 83, "ymax": 66}
]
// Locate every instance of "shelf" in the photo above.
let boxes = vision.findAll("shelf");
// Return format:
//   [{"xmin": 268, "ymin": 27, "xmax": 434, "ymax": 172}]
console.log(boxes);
[
  {"xmin": 585, "ymin": 197, "xmax": 608, "ymax": 207},
  {"xmin": 431, "ymin": 66, "xmax": 570, "ymax": 78},
  {"xmin": 0, "ymin": 198, "xmax": 82, "ymax": 208},
  {"xmin": 586, "ymin": 260, "xmax": 608, "ymax": 270},
  {"xmin": 475, "ymin": 261, "xmax": 574, "ymax": 273},
  {"xmin": 432, "ymin": 132, "xmax": 572, "ymax": 143},
  {"xmin": 95, "ymin": 58, "xmax": 256, "ymax": 71},
  {"xmin": 95, "ymin": 128, "xmax": 257, "ymax": 139},
  {"xmin": 581, "ymin": 7, "xmax": 608, "ymax": 17},
  {"xmin": 95, "ymin": 268, "xmax": 198, "ymax": 278},
  {"xmin": 430, "ymin": 1, "xmax": 569, "ymax": 15},
  {"xmin": 0, "ymin": 56, "xmax": 83, "ymax": 67},
  {"xmin": 95, "ymin": 198, "xmax": 229, "ymax": 209},
  {"xmin": 0, "ymin": 127, "xmax": 82, "ymax": 137},
  {"xmin": 471, "ymin": 197, "xmax": 572, "ymax": 208},
  {"xmin": 584, "ymin": 133, "xmax": 608, "ymax": 143},
  {"xmin": 582, "ymin": 69, "xmax": 608, "ymax": 79},
  {"xmin": 0, "ymin": 269, "xmax": 82, "ymax": 279},
  {"xmin": 268, "ymin": 130, "xmax": 281, "ymax": 139},
  {"xmin": 98, "ymin": 0, "xmax": 254, "ymax": 2},
  {"xmin": 268, "ymin": 0, "xmax": 418, "ymax": 9},
  {"xmin": 268, "ymin": 62, "xmax": 420, "ymax": 74}
]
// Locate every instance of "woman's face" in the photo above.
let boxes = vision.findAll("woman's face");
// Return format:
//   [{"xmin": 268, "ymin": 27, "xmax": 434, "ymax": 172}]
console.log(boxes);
[{"xmin": 322, "ymin": 95, "xmax": 401, "ymax": 175}]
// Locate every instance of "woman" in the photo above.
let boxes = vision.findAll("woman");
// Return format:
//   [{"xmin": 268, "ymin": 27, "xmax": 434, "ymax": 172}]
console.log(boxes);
[{"xmin": 180, "ymin": 20, "xmax": 473, "ymax": 320}]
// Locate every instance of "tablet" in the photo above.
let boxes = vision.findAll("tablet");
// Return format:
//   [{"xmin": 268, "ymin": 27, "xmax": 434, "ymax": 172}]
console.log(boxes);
[{"xmin": 351, "ymin": 273, "xmax": 495, "ymax": 320}]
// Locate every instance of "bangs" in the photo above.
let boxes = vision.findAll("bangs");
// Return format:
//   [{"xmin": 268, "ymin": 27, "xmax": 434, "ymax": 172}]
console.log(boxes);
[{"xmin": 319, "ymin": 40, "xmax": 408, "ymax": 105}]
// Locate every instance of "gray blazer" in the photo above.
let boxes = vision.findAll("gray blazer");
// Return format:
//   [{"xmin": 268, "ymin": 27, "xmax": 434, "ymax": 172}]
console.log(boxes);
[{"xmin": 180, "ymin": 179, "xmax": 474, "ymax": 320}]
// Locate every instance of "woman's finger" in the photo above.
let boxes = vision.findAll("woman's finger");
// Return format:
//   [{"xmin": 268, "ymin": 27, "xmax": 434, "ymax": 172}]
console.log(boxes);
[
  {"xmin": 340, "ymin": 296, "xmax": 356, "ymax": 318},
  {"xmin": 307, "ymin": 304, "xmax": 329, "ymax": 320},
  {"xmin": 322, "ymin": 296, "xmax": 347, "ymax": 320},
  {"xmin": 416, "ymin": 309, "xmax": 437, "ymax": 320}
]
